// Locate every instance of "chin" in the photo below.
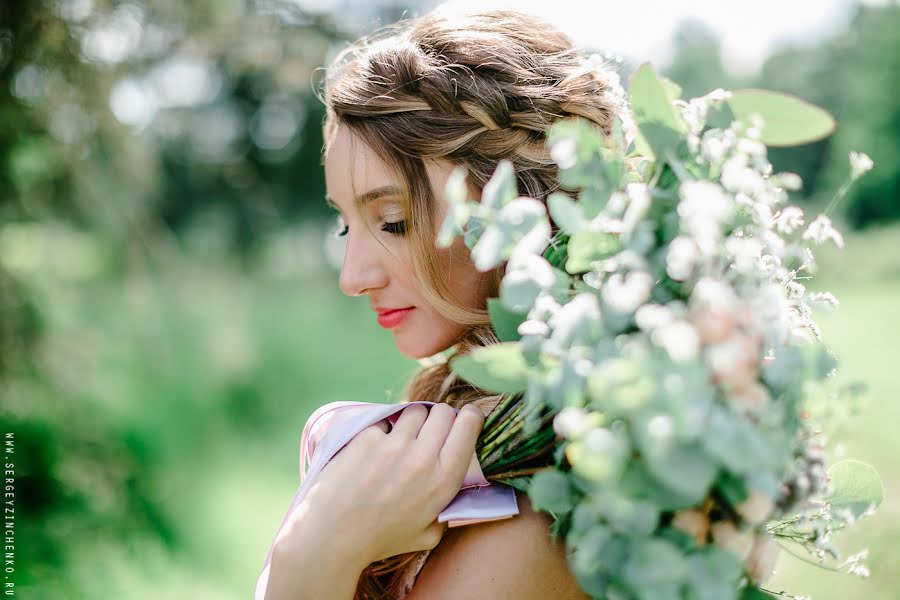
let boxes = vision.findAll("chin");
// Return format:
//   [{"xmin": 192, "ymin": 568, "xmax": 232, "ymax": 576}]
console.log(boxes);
[
  {"xmin": 394, "ymin": 331, "xmax": 457, "ymax": 360},
  {"xmin": 395, "ymin": 339, "xmax": 444, "ymax": 360}
]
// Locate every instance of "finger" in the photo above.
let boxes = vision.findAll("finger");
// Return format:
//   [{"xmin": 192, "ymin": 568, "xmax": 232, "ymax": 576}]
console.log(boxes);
[
  {"xmin": 389, "ymin": 403, "xmax": 429, "ymax": 439},
  {"xmin": 360, "ymin": 420, "xmax": 390, "ymax": 435},
  {"xmin": 439, "ymin": 404, "xmax": 485, "ymax": 483},
  {"xmin": 415, "ymin": 403, "xmax": 456, "ymax": 458}
]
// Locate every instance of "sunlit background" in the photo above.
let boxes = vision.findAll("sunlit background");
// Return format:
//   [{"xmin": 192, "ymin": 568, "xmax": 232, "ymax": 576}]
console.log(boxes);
[{"xmin": 1, "ymin": 0, "xmax": 897, "ymax": 597}]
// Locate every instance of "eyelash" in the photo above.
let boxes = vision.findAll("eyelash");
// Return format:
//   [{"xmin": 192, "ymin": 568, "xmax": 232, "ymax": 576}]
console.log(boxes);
[{"xmin": 333, "ymin": 217, "xmax": 408, "ymax": 237}]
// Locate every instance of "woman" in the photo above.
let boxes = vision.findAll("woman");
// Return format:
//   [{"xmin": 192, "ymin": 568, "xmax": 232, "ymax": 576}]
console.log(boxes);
[{"xmin": 264, "ymin": 5, "xmax": 622, "ymax": 599}]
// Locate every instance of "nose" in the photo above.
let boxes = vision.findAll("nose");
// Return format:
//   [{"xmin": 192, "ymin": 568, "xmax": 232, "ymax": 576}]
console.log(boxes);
[{"xmin": 337, "ymin": 228, "xmax": 389, "ymax": 297}]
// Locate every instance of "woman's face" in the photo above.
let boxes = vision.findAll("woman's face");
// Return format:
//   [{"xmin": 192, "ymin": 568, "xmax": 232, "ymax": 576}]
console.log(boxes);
[{"xmin": 323, "ymin": 123, "xmax": 490, "ymax": 359}]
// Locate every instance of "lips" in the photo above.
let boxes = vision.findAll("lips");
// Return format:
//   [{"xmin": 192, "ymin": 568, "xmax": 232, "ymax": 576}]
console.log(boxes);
[{"xmin": 375, "ymin": 307, "xmax": 415, "ymax": 329}]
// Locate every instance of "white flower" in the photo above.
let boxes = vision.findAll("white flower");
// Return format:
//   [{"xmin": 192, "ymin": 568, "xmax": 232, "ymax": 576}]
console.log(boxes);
[
  {"xmin": 726, "ymin": 236, "xmax": 763, "ymax": 275},
  {"xmin": 666, "ymin": 236, "xmax": 699, "ymax": 281},
  {"xmin": 701, "ymin": 129, "xmax": 731, "ymax": 165},
  {"xmin": 679, "ymin": 181, "xmax": 733, "ymax": 224},
  {"xmin": 652, "ymin": 320, "xmax": 700, "ymax": 363},
  {"xmin": 771, "ymin": 171, "xmax": 803, "ymax": 192},
  {"xmin": 849, "ymin": 150, "xmax": 874, "ymax": 180},
  {"xmin": 785, "ymin": 280, "xmax": 806, "ymax": 299},
  {"xmin": 601, "ymin": 270, "xmax": 653, "ymax": 315},
  {"xmin": 553, "ymin": 406, "xmax": 590, "ymax": 439},
  {"xmin": 635, "ymin": 303, "xmax": 675, "ymax": 331},
  {"xmin": 807, "ymin": 291, "xmax": 839, "ymax": 311},
  {"xmin": 721, "ymin": 154, "xmax": 765, "ymax": 197},
  {"xmin": 803, "ymin": 214, "xmax": 845, "ymax": 248},
  {"xmin": 774, "ymin": 206, "xmax": 805, "ymax": 235},
  {"xmin": 700, "ymin": 87, "xmax": 732, "ymax": 104},
  {"xmin": 517, "ymin": 319, "xmax": 550, "ymax": 337},
  {"xmin": 692, "ymin": 277, "xmax": 738, "ymax": 310}
]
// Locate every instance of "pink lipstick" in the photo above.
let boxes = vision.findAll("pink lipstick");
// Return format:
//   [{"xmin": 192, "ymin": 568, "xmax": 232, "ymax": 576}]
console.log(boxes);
[{"xmin": 376, "ymin": 307, "xmax": 415, "ymax": 328}]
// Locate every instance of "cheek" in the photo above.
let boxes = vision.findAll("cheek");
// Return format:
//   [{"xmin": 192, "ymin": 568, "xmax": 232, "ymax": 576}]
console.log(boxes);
[{"xmin": 442, "ymin": 239, "xmax": 490, "ymax": 307}]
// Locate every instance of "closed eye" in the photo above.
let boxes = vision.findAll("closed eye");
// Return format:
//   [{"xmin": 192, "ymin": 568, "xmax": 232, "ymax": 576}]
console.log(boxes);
[{"xmin": 332, "ymin": 215, "xmax": 408, "ymax": 237}]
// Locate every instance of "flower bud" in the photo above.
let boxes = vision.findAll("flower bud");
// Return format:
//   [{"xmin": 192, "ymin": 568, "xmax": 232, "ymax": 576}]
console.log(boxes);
[
  {"xmin": 671, "ymin": 509, "xmax": 710, "ymax": 544},
  {"xmin": 692, "ymin": 306, "xmax": 735, "ymax": 345},
  {"xmin": 745, "ymin": 533, "xmax": 780, "ymax": 585},
  {"xmin": 729, "ymin": 382, "xmax": 772, "ymax": 414},
  {"xmin": 736, "ymin": 490, "xmax": 775, "ymax": 525},
  {"xmin": 711, "ymin": 521, "xmax": 754, "ymax": 561}
]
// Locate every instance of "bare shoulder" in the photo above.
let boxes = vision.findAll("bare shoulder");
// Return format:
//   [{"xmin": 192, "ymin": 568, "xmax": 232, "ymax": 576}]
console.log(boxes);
[{"xmin": 406, "ymin": 489, "xmax": 590, "ymax": 600}]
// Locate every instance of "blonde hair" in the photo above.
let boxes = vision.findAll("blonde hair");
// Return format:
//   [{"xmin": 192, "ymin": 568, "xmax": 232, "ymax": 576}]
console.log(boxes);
[{"xmin": 319, "ymin": 6, "xmax": 620, "ymax": 598}]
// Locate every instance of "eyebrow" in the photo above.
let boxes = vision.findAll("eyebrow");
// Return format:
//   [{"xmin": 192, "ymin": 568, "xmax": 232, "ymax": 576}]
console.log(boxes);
[{"xmin": 325, "ymin": 185, "xmax": 403, "ymax": 211}]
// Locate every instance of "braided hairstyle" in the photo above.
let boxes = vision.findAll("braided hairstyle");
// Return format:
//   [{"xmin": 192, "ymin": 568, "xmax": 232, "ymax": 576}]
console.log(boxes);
[{"xmin": 319, "ymin": 7, "xmax": 622, "ymax": 598}]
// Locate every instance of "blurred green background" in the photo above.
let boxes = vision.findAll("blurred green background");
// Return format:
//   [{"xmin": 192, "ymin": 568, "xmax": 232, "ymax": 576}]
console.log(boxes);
[{"xmin": 1, "ymin": 1, "xmax": 897, "ymax": 598}]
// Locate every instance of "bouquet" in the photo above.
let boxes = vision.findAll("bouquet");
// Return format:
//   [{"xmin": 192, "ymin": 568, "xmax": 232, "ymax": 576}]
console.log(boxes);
[{"xmin": 436, "ymin": 62, "xmax": 883, "ymax": 599}]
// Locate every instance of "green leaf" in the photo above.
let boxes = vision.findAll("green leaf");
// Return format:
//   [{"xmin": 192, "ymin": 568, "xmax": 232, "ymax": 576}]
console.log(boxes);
[
  {"xmin": 471, "ymin": 223, "xmax": 507, "ymax": 271},
  {"xmin": 547, "ymin": 192, "xmax": 585, "ymax": 234},
  {"xmin": 659, "ymin": 76, "xmax": 683, "ymax": 102},
  {"xmin": 702, "ymin": 407, "xmax": 776, "ymax": 474},
  {"xmin": 727, "ymin": 89, "xmax": 836, "ymax": 147},
  {"xmin": 487, "ymin": 297, "xmax": 526, "ymax": 342},
  {"xmin": 499, "ymin": 253, "xmax": 559, "ymax": 313},
  {"xmin": 499, "ymin": 476, "xmax": 531, "ymax": 493},
  {"xmin": 705, "ymin": 101, "xmax": 736, "ymax": 131},
  {"xmin": 565, "ymin": 430, "xmax": 628, "ymax": 483},
  {"xmin": 480, "ymin": 159, "xmax": 518, "ymax": 210},
  {"xmin": 684, "ymin": 546, "xmax": 743, "ymax": 600},
  {"xmin": 463, "ymin": 215, "xmax": 486, "ymax": 250},
  {"xmin": 825, "ymin": 459, "xmax": 884, "ymax": 518},
  {"xmin": 450, "ymin": 342, "xmax": 529, "ymax": 394},
  {"xmin": 643, "ymin": 442, "xmax": 717, "ymax": 505},
  {"xmin": 565, "ymin": 231, "xmax": 619, "ymax": 274},
  {"xmin": 628, "ymin": 63, "xmax": 688, "ymax": 160},
  {"xmin": 622, "ymin": 538, "xmax": 689, "ymax": 589},
  {"xmin": 527, "ymin": 468, "xmax": 575, "ymax": 514}
]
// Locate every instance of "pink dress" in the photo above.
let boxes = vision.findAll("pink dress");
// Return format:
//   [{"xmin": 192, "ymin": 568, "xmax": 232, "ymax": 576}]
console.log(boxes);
[{"xmin": 254, "ymin": 400, "xmax": 519, "ymax": 600}]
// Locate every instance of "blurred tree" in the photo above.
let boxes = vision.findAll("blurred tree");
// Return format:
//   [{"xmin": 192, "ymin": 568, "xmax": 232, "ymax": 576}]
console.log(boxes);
[
  {"xmin": 0, "ymin": 1, "xmax": 352, "ymax": 593},
  {"xmin": 754, "ymin": 3, "xmax": 899, "ymax": 226},
  {"xmin": 663, "ymin": 17, "xmax": 738, "ymax": 100}
]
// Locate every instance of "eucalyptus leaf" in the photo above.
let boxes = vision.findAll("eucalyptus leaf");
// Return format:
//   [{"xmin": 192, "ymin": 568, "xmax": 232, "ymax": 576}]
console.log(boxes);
[
  {"xmin": 565, "ymin": 231, "xmax": 619, "ymax": 274},
  {"xmin": 702, "ymin": 407, "xmax": 776, "ymax": 474},
  {"xmin": 450, "ymin": 342, "xmax": 529, "ymax": 394},
  {"xmin": 629, "ymin": 63, "xmax": 689, "ymax": 160},
  {"xmin": 471, "ymin": 222, "xmax": 507, "ymax": 271},
  {"xmin": 825, "ymin": 459, "xmax": 884, "ymax": 519},
  {"xmin": 727, "ymin": 89, "xmax": 836, "ymax": 147},
  {"xmin": 683, "ymin": 546, "xmax": 743, "ymax": 600},
  {"xmin": 622, "ymin": 538, "xmax": 689, "ymax": 589},
  {"xmin": 463, "ymin": 214, "xmax": 486, "ymax": 250},
  {"xmin": 500, "ymin": 255, "xmax": 556, "ymax": 313},
  {"xmin": 644, "ymin": 442, "xmax": 717, "ymax": 505},
  {"xmin": 548, "ymin": 192, "xmax": 585, "ymax": 234},
  {"xmin": 527, "ymin": 468, "xmax": 575, "ymax": 514},
  {"xmin": 487, "ymin": 297, "xmax": 526, "ymax": 342},
  {"xmin": 481, "ymin": 159, "xmax": 517, "ymax": 210}
]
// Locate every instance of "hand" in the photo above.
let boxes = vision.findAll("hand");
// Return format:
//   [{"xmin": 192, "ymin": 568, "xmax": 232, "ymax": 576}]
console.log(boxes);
[{"xmin": 274, "ymin": 402, "xmax": 485, "ymax": 568}]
